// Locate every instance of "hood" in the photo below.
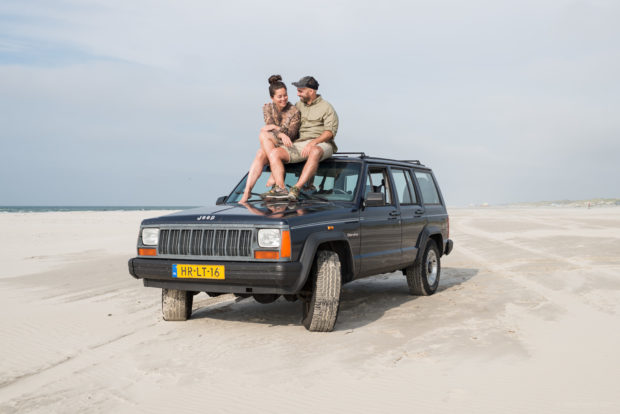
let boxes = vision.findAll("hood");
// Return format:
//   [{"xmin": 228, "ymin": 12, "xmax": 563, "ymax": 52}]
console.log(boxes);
[{"xmin": 140, "ymin": 200, "xmax": 356, "ymax": 226}]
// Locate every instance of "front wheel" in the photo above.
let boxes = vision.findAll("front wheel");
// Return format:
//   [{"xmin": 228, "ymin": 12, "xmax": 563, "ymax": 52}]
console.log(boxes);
[
  {"xmin": 405, "ymin": 240, "xmax": 440, "ymax": 296},
  {"xmin": 302, "ymin": 250, "xmax": 342, "ymax": 332},
  {"xmin": 162, "ymin": 289, "xmax": 193, "ymax": 321}
]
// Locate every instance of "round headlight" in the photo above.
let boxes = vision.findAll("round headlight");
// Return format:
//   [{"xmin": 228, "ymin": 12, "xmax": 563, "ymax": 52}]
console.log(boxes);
[
  {"xmin": 142, "ymin": 228, "xmax": 160, "ymax": 246},
  {"xmin": 258, "ymin": 229, "xmax": 281, "ymax": 248}
]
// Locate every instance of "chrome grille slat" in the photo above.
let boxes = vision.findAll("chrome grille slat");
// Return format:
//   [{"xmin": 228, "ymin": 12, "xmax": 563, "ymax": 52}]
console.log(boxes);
[{"xmin": 158, "ymin": 228, "xmax": 252, "ymax": 258}]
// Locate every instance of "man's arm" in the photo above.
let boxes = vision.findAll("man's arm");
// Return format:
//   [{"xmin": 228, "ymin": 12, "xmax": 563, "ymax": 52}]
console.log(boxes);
[
  {"xmin": 310, "ymin": 130, "xmax": 334, "ymax": 144},
  {"xmin": 301, "ymin": 130, "xmax": 334, "ymax": 157},
  {"xmin": 301, "ymin": 103, "xmax": 339, "ymax": 157}
]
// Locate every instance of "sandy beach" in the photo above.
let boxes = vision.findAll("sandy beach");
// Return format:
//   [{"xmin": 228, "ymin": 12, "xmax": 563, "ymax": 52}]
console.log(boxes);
[{"xmin": 1, "ymin": 207, "xmax": 619, "ymax": 413}]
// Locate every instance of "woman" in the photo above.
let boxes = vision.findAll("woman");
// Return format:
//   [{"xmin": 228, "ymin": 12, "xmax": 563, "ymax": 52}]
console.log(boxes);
[{"xmin": 239, "ymin": 75, "xmax": 300, "ymax": 202}]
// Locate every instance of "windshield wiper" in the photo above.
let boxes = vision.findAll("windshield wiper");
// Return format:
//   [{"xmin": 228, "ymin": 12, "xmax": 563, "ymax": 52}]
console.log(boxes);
[
  {"xmin": 233, "ymin": 191, "xmax": 263, "ymax": 202},
  {"xmin": 299, "ymin": 192, "xmax": 329, "ymax": 202}
]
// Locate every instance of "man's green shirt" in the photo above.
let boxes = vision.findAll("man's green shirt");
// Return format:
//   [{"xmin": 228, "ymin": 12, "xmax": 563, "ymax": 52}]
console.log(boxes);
[{"xmin": 295, "ymin": 95, "xmax": 339, "ymax": 151}]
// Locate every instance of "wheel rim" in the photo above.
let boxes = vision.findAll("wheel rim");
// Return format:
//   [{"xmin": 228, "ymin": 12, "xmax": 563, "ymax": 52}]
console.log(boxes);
[{"xmin": 426, "ymin": 250, "xmax": 438, "ymax": 286}]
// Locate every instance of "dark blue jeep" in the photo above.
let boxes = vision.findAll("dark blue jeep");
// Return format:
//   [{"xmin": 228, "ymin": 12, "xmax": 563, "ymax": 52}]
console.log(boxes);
[{"xmin": 128, "ymin": 153, "xmax": 453, "ymax": 331}]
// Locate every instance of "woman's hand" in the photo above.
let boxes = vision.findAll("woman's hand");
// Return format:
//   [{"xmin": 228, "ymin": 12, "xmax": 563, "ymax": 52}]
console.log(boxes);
[
  {"xmin": 280, "ymin": 134, "xmax": 293, "ymax": 147},
  {"xmin": 262, "ymin": 124, "xmax": 278, "ymax": 132}
]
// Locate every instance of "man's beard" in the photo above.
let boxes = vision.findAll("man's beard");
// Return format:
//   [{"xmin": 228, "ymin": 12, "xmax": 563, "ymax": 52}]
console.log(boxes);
[{"xmin": 300, "ymin": 95, "xmax": 309, "ymax": 103}]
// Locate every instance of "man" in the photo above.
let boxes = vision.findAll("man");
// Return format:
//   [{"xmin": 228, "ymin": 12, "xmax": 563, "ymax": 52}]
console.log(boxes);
[{"xmin": 265, "ymin": 75, "xmax": 339, "ymax": 201}]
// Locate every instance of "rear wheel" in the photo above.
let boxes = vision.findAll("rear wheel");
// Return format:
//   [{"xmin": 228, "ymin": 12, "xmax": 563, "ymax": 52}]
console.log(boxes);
[
  {"xmin": 405, "ymin": 240, "xmax": 440, "ymax": 295},
  {"xmin": 162, "ymin": 289, "xmax": 193, "ymax": 321},
  {"xmin": 302, "ymin": 250, "xmax": 342, "ymax": 332}
]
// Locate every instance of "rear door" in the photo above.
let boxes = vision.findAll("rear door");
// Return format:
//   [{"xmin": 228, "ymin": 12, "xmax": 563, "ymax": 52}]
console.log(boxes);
[
  {"xmin": 391, "ymin": 167, "xmax": 426, "ymax": 264},
  {"xmin": 413, "ymin": 169, "xmax": 449, "ymax": 248},
  {"xmin": 358, "ymin": 165, "xmax": 402, "ymax": 276}
]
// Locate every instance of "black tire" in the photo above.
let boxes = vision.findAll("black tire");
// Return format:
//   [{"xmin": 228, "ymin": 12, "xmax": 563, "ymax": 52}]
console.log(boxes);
[
  {"xmin": 302, "ymin": 250, "xmax": 342, "ymax": 332},
  {"xmin": 405, "ymin": 240, "xmax": 441, "ymax": 296},
  {"xmin": 283, "ymin": 294, "xmax": 298, "ymax": 302},
  {"xmin": 162, "ymin": 289, "xmax": 193, "ymax": 321},
  {"xmin": 234, "ymin": 293, "xmax": 251, "ymax": 299},
  {"xmin": 253, "ymin": 294, "xmax": 280, "ymax": 304}
]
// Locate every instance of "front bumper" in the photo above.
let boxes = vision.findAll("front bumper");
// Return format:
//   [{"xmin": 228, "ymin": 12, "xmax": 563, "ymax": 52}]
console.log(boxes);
[{"xmin": 128, "ymin": 258, "xmax": 303, "ymax": 294}]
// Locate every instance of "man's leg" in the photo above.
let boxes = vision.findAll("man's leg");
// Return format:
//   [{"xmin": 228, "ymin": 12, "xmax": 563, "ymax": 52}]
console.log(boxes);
[
  {"xmin": 240, "ymin": 148, "xmax": 268, "ymax": 202},
  {"xmin": 293, "ymin": 146, "xmax": 323, "ymax": 189}
]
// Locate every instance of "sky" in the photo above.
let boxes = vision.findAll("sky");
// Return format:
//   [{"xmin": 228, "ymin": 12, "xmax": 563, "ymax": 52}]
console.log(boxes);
[{"xmin": 1, "ymin": 0, "xmax": 619, "ymax": 207}]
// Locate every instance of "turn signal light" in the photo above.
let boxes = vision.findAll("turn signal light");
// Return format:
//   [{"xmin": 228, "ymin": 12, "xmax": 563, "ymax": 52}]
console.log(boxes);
[
  {"xmin": 139, "ymin": 248, "xmax": 157, "ymax": 256},
  {"xmin": 254, "ymin": 251, "xmax": 279, "ymax": 260},
  {"xmin": 280, "ymin": 230, "xmax": 291, "ymax": 259}
]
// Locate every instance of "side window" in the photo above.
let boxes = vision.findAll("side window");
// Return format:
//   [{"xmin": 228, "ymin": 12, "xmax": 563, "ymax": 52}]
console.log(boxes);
[
  {"xmin": 405, "ymin": 170, "xmax": 418, "ymax": 204},
  {"xmin": 414, "ymin": 171, "xmax": 441, "ymax": 204},
  {"xmin": 365, "ymin": 168, "xmax": 393, "ymax": 205},
  {"xmin": 392, "ymin": 168, "xmax": 416, "ymax": 205}
]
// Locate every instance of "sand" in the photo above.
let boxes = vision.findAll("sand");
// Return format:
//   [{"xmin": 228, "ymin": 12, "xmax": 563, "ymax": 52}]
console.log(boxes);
[{"xmin": 1, "ymin": 207, "xmax": 619, "ymax": 413}]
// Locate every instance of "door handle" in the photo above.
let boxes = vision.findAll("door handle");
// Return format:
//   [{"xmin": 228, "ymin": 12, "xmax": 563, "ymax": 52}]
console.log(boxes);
[
  {"xmin": 389, "ymin": 210, "xmax": 401, "ymax": 217},
  {"xmin": 414, "ymin": 208, "xmax": 424, "ymax": 216}
]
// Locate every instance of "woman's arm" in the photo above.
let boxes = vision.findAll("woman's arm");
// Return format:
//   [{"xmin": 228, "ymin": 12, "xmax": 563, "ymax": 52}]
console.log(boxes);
[
  {"xmin": 278, "ymin": 107, "xmax": 300, "ymax": 139},
  {"xmin": 263, "ymin": 104, "xmax": 277, "ymax": 126}
]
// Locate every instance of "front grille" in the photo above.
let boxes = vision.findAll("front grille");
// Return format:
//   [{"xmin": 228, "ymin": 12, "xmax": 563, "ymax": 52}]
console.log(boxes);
[{"xmin": 158, "ymin": 229, "xmax": 252, "ymax": 257}]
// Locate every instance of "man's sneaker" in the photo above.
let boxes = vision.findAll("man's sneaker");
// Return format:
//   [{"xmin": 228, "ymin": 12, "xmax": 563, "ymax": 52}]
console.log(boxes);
[
  {"xmin": 263, "ymin": 186, "xmax": 289, "ymax": 201},
  {"xmin": 288, "ymin": 186, "xmax": 301, "ymax": 201}
]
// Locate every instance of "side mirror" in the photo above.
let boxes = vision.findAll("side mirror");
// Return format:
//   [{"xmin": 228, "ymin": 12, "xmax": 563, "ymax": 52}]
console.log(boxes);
[
  {"xmin": 215, "ymin": 196, "xmax": 227, "ymax": 205},
  {"xmin": 363, "ymin": 191, "xmax": 385, "ymax": 207}
]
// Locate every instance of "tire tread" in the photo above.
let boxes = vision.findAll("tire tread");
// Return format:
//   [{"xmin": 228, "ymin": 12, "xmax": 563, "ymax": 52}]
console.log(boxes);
[
  {"xmin": 303, "ymin": 251, "xmax": 342, "ymax": 332},
  {"xmin": 162, "ymin": 289, "xmax": 193, "ymax": 321},
  {"xmin": 405, "ymin": 240, "xmax": 440, "ymax": 296}
]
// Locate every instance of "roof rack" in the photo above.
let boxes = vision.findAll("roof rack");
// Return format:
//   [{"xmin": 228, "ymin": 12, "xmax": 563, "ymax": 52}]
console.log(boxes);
[
  {"xmin": 334, "ymin": 152, "xmax": 366, "ymax": 158},
  {"xmin": 334, "ymin": 153, "xmax": 424, "ymax": 166}
]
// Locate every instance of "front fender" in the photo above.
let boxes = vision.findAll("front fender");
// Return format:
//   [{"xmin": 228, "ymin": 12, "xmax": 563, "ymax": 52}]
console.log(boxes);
[{"xmin": 290, "ymin": 231, "xmax": 353, "ymax": 293}]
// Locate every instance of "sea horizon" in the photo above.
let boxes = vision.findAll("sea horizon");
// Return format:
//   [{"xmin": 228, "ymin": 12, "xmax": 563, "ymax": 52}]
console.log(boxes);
[{"xmin": 0, "ymin": 206, "xmax": 198, "ymax": 213}]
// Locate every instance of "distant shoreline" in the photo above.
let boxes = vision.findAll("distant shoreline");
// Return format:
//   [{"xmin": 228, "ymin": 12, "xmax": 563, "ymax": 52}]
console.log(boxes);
[{"xmin": 0, "ymin": 206, "xmax": 196, "ymax": 213}]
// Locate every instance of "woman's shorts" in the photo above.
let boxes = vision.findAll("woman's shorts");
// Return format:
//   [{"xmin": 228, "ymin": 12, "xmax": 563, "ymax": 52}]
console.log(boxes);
[{"xmin": 284, "ymin": 141, "xmax": 334, "ymax": 164}]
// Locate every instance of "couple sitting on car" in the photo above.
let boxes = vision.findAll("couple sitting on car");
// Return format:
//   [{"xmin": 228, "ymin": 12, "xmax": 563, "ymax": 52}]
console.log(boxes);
[{"xmin": 239, "ymin": 75, "xmax": 339, "ymax": 202}]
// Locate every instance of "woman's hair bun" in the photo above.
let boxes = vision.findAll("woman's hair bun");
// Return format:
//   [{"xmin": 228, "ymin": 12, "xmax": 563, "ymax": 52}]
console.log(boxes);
[{"xmin": 268, "ymin": 75, "xmax": 282, "ymax": 84}]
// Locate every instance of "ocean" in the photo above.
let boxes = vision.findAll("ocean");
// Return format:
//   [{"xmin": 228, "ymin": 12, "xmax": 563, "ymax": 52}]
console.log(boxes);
[{"xmin": 0, "ymin": 206, "xmax": 196, "ymax": 213}]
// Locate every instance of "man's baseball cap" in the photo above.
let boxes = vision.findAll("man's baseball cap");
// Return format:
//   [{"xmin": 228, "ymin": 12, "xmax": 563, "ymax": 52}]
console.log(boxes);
[{"xmin": 292, "ymin": 76, "xmax": 319, "ymax": 90}]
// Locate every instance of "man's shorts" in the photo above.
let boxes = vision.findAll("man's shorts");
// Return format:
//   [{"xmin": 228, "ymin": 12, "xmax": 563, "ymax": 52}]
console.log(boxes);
[{"xmin": 284, "ymin": 140, "xmax": 334, "ymax": 164}]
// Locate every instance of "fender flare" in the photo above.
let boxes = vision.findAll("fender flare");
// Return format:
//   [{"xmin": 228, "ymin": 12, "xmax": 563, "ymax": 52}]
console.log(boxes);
[
  {"xmin": 415, "ymin": 225, "xmax": 444, "ymax": 263},
  {"xmin": 290, "ymin": 231, "xmax": 354, "ymax": 293}
]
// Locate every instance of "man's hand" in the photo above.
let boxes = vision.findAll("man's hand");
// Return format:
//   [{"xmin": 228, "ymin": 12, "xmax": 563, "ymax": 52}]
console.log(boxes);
[{"xmin": 301, "ymin": 141, "xmax": 316, "ymax": 158}]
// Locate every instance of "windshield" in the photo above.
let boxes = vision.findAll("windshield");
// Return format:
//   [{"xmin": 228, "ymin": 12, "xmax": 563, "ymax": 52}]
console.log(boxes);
[{"xmin": 228, "ymin": 160, "xmax": 362, "ymax": 203}]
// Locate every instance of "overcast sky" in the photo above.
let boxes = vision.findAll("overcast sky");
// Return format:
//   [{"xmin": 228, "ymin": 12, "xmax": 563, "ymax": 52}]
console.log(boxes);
[{"xmin": 1, "ymin": 0, "xmax": 618, "ymax": 206}]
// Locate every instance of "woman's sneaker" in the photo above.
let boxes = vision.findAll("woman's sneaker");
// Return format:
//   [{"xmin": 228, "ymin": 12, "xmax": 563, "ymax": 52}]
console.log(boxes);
[
  {"xmin": 260, "ymin": 185, "xmax": 276, "ymax": 200},
  {"xmin": 288, "ymin": 186, "xmax": 301, "ymax": 201},
  {"xmin": 262, "ymin": 186, "xmax": 289, "ymax": 201}
]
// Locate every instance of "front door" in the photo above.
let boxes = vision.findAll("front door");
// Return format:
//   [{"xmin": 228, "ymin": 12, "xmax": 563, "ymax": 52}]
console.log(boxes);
[{"xmin": 358, "ymin": 166, "xmax": 402, "ymax": 277}]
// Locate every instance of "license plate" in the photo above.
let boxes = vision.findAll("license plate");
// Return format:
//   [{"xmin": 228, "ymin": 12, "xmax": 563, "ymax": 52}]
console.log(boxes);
[{"xmin": 172, "ymin": 264, "xmax": 225, "ymax": 280}]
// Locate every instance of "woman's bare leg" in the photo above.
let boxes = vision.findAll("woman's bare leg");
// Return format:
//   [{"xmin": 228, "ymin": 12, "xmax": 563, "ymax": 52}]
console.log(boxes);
[
  {"xmin": 240, "ymin": 148, "xmax": 268, "ymax": 202},
  {"xmin": 268, "ymin": 147, "xmax": 291, "ymax": 190},
  {"xmin": 259, "ymin": 131, "xmax": 278, "ymax": 187}
]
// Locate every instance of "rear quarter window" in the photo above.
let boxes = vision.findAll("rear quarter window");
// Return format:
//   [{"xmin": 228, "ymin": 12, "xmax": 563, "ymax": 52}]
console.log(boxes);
[{"xmin": 414, "ymin": 171, "xmax": 441, "ymax": 205}]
